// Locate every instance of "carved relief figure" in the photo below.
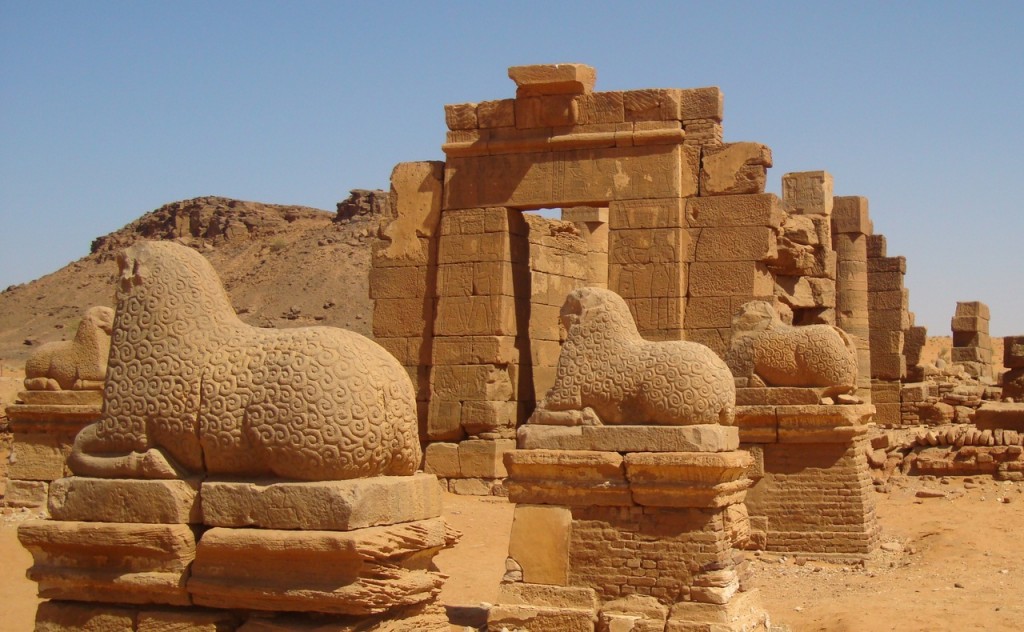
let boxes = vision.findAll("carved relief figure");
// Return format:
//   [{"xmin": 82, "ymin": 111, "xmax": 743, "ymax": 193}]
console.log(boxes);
[
  {"xmin": 725, "ymin": 300, "xmax": 858, "ymax": 393},
  {"xmin": 535, "ymin": 287, "xmax": 736, "ymax": 425},
  {"xmin": 69, "ymin": 241, "xmax": 420, "ymax": 481},
  {"xmin": 24, "ymin": 306, "xmax": 114, "ymax": 391}
]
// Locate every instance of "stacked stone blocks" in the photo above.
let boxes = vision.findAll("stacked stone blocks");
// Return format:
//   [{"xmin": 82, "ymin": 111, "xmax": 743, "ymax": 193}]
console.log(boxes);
[{"xmin": 951, "ymin": 301, "xmax": 994, "ymax": 380}]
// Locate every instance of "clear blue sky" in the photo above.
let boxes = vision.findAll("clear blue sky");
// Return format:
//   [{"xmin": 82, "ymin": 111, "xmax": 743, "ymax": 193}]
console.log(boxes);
[{"xmin": 2, "ymin": 2, "xmax": 1021, "ymax": 336}]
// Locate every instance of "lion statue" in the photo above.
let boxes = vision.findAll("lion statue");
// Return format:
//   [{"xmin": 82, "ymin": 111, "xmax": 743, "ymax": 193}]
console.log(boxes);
[
  {"xmin": 533, "ymin": 287, "xmax": 735, "ymax": 426},
  {"xmin": 725, "ymin": 300, "xmax": 858, "ymax": 394},
  {"xmin": 24, "ymin": 306, "xmax": 114, "ymax": 391},
  {"xmin": 68, "ymin": 240, "xmax": 420, "ymax": 481}
]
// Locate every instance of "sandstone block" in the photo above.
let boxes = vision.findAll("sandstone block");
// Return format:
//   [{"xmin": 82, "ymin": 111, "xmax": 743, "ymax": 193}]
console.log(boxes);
[
  {"xmin": 951, "ymin": 315, "xmax": 989, "ymax": 334},
  {"xmin": 430, "ymin": 364, "xmax": 514, "ymax": 401},
  {"xmin": 460, "ymin": 439, "xmax": 516, "ymax": 478},
  {"xmin": 514, "ymin": 424, "xmax": 740, "ymax": 453},
  {"xmin": 498, "ymin": 582, "xmax": 599, "ymax": 610},
  {"xmin": 831, "ymin": 196, "xmax": 872, "ymax": 234},
  {"xmin": 832, "ymin": 233, "xmax": 868, "ymax": 262},
  {"xmin": 952, "ymin": 330, "xmax": 992, "ymax": 349},
  {"xmin": 624, "ymin": 451, "xmax": 753, "ymax": 508},
  {"xmin": 372, "ymin": 297, "xmax": 433, "ymax": 338},
  {"xmin": 427, "ymin": 399, "xmax": 464, "ymax": 441},
  {"xmin": 608, "ymin": 197, "xmax": 686, "ymax": 230},
  {"xmin": 623, "ymin": 88, "xmax": 682, "ymax": 122},
  {"xmin": 434, "ymin": 295, "xmax": 522, "ymax": 336},
  {"xmin": 462, "ymin": 399, "xmax": 519, "ymax": 435},
  {"xmin": 48, "ymin": 477, "xmax": 201, "ymax": 524},
  {"xmin": 508, "ymin": 505, "xmax": 572, "ymax": 585},
  {"xmin": 1005, "ymin": 336, "xmax": 1024, "ymax": 368},
  {"xmin": 734, "ymin": 405, "xmax": 779, "ymax": 443},
  {"xmin": 439, "ymin": 206, "xmax": 526, "ymax": 236},
  {"xmin": 955, "ymin": 301, "xmax": 990, "ymax": 319},
  {"xmin": 487, "ymin": 603, "xmax": 596, "ymax": 632},
  {"xmin": 444, "ymin": 103, "xmax": 478, "ymax": 130},
  {"xmin": 629, "ymin": 296, "xmax": 687, "ymax": 336},
  {"xmin": 19, "ymin": 520, "xmax": 195, "ymax": 605},
  {"xmin": 189, "ymin": 519, "xmax": 449, "ymax": 615},
  {"xmin": 782, "ymin": 171, "xmax": 834, "ymax": 216},
  {"xmin": 4, "ymin": 478, "xmax": 48, "ymax": 507},
  {"xmin": 699, "ymin": 142, "xmax": 772, "ymax": 196},
  {"xmin": 868, "ymin": 256, "xmax": 907, "ymax": 274},
  {"xmin": 33, "ymin": 601, "xmax": 136, "ymax": 632},
  {"xmin": 694, "ymin": 226, "xmax": 777, "ymax": 262},
  {"xmin": 431, "ymin": 335, "xmax": 519, "ymax": 365},
  {"xmin": 8, "ymin": 433, "xmax": 68, "ymax": 480},
  {"xmin": 776, "ymin": 403, "xmax": 874, "ymax": 442},
  {"xmin": 689, "ymin": 261, "xmax": 773, "ymax": 297},
  {"xmin": 477, "ymin": 99, "xmax": 516, "ymax": 128},
  {"xmin": 974, "ymin": 403, "xmax": 1024, "ymax": 432},
  {"xmin": 685, "ymin": 193, "xmax": 784, "ymax": 228},
  {"xmin": 423, "ymin": 442, "xmax": 461, "ymax": 477},
  {"xmin": 872, "ymin": 353, "xmax": 907, "ymax": 380},
  {"xmin": 368, "ymin": 266, "xmax": 429, "ymax": 299},
  {"xmin": 137, "ymin": 608, "xmax": 240, "ymax": 632},
  {"xmin": 505, "ymin": 449, "xmax": 625, "ymax": 482},
  {"xmin": 679, "ymin": 87, "xmax": 724, "ymax": 122},
  {"xmin": 869, "ymin": 288, "xmax": 910, "ymax": 311},
  {"xmin": 443, "ymin": 145, "xmax": 686, "ymax": 211},
  {"xmin": 509, "ymin": 63, "xmax": 596, "ymax": 96},
  {"xmin": 951, "ymin": 346, "xmax": 993, "ymax": 363},
  {"xmin": 776, "ymin": 276, "xmax": 836, "ymax": 309},
  {"xmin": 200, "ymin": 473, "xmax": 442, "ymax": 530}
]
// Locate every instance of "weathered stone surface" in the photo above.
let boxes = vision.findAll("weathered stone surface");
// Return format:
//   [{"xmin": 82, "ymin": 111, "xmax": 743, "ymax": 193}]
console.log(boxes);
[
  {"xmin": 137, "ymin": 608, "xmax": 241, "ymax": 632},
  {"xmin": 497, "ymin": 582, "xmax": 599, "ymax": 610},
  {"xmin": 423, "ymin": 442, "xmax": 461, "ymax": 477},
  {"xmin": 699, "ymin": 142, "xmax": 772, "ymax": 196},
  {"xmin": 33, "ymin": 601, "xmax": 136, "ymax": 632},
  {"xmin": 3, "ymin": 478, "xmax": 48, "ymax": 507},
  {"xmin": 18, "ymin": 520, "xmax": 196, "ymax": 606},
  {"xmin": 624, "ymin": 451, "xmax": 753, "ymax": 508},
  {"xmin": 68, "ymin": 241, "xmax": 421, "ymax": 481},
  {"xmin": 534, "ymin": 288, "xmax": 736, "ymax": 426},
  {"xmin": 48, "ymin": 477, "xmax": 201, "ymax": 524},
  {"xmin": 782, "ymin": 171, "xmax": 834, "ymax": 216},
  {"xmin": 776, "ymin": 403, "xmax": 875, "ymax": 442},
  {"xmin": 517, "ymin": 424, "xmax": 740, "ymax": 452},
  {"xmin": 23, "ymin": 305, "xmax": 114, "ymax": 391},
  {"xmin": 200, "ymin": 473, "xmax": 443, "ymax": 530},
  {"xmin": 508, "ymin": 505, "xmax": 572, "ymax": 586},
  {"xmin": 487, "ymin": 603, "xmax": 596, "ymax": 632},
  {"xmin": 974, "ymin": 403, "xmax": 1024, "ymax": 432},
  {"xmin": 509, "ymin": 63, "xmax": 597, "ymax": 96},
  {"xmin": 459, "ymin": 439, "xmax": 516, "ymax": 478},
  {"xmin": 189, "ymin": 519, "xmax": 449, "ymax": 615},
  {"xmin": 8, "ymin": 433, "xmax": 69, "ymax": 480}
]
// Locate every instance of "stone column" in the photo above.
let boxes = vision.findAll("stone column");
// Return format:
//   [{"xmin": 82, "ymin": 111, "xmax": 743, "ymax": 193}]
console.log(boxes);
[
  {"xmin": 951, "ymin": 301, "xmax": 994, "ymax": 381},
  {"xmin": 832, "ymin": 195, "xmax": 873, "ymax": 402},
  {"xmin": 867, "ymin": 234, "xmax": 910, "ymax": 425}
]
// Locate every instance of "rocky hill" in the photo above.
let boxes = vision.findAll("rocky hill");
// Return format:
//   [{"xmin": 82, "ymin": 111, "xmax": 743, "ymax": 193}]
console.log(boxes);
[{"xmin": 0, "ymin": 195, "xmax": 382, "ymax": 367}]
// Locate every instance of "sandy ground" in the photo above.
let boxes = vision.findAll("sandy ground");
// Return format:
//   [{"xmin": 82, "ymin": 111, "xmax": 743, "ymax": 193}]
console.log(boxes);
[{"xmin": 3, "ymin": 479, "xmax": 1022, "ymax": 632}]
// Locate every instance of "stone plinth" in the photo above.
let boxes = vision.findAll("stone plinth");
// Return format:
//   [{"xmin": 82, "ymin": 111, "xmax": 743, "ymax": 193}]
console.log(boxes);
[
  {"xmin": 4, "ymin": 390, "xmax": 103, "ymax": 508},
  {"xmin": 21, "ymin": 474, "xmax": 456, "ymax": 627},
  {"xmin": 489, "ymin": 434, "xmax": 768, "ymax": 631},
  {"xmin": 735, "ymin": 397, "xmax": 879, "ymax": 558}
]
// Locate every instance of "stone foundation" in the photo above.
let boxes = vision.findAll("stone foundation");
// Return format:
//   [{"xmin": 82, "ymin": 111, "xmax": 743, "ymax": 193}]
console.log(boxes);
[{"xmin": 736, "ymin": 392, "xmax": 879, "ymax": 559}]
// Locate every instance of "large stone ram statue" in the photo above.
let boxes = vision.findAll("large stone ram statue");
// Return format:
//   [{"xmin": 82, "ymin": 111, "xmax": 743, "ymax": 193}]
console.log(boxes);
[{"xmin": 69, "ymin": 240, "xmax": 421, "ymax": 481}]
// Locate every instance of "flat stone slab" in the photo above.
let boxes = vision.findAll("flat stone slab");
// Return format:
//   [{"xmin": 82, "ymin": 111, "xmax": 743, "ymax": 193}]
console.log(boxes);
[
  {"xmin": 188, "ymin": 518, "xmax": 449, "ymax": 615},
  {"xmin": 517, "ymin": 424, "xmax": 739, "ymax": 452},
  {"xmin": 15, "ymin": 390, "xmax": 103, "ymax": 406},
  {"xmin": 974, "ymin": 402, "xmax": 1024, "ymax": 432},
  {"xmin": 18, "ymin": 520, "xmax": 195, "ymax": 606},
  {"xmin": 200, "ymin": 472, "xmax": 442, "ymax": 530},
  {"xmin": 508, "ymin": 63, "xmax": 596, "ymax": 96},
  {"xmin": 48, "ymin": 477, "xmax": 202, "ymax": 524}
]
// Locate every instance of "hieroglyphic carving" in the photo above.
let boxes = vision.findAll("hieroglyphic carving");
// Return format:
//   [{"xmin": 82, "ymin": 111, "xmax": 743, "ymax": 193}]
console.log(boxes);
[
  {"xmin": 24, "ymin": 306, "xmax": 114, "ymax": 391},
  {"xmin": 725, "ymin": 300, "xmax": 858, "ymax": 393},
  {"xmin": 534, "ymin": 287, "xmax": 735, "ymax": 425},
  {"xmin": 69, "ymin": 241, "xmax": 420, "ymax": 481}
]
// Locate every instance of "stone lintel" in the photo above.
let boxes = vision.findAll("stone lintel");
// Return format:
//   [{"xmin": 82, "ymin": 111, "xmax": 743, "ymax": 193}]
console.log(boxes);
[{"xmin": 200, "ymin": 472, "xmax": 443, "ymax": 530}]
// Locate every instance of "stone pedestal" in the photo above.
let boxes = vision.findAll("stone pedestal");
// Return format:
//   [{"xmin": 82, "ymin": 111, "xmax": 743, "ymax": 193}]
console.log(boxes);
[
  {"xmin": 19, "ymin": 473, "xmax": 456, "ymax": 629},
  {"xmin": 488, "ymin": 425, "xmax": 769, "ymax": 632},
  {"xmin": 4, "ymin": 390, "xmax": 102, "ymax": 508},
  {"xmin": 735, "ymin": 392, "xmax": 879, "ymax": 559}
]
